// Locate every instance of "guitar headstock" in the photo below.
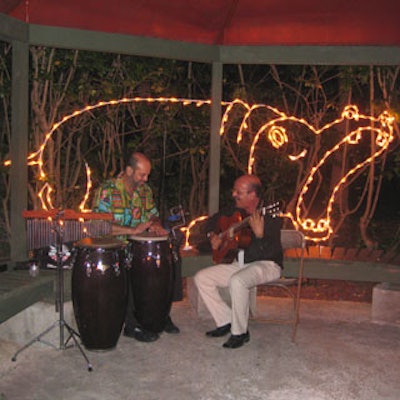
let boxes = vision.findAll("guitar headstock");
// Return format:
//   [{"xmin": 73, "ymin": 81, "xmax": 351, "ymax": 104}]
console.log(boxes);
[{"xmin": 260, "ymin": 201, "xmax": 283, "ymax": 218}]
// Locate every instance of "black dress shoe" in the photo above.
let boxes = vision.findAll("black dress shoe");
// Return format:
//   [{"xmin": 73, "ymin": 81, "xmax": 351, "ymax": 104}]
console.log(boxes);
[
  {"xmin": 223, "ymin": 332, "xmax": 250, "ymax": 349},
  {"xmin": 124, "ymin": 326, "xmax": 159, "ymax": 342},
  {"xmin": 164, "ymin": 316, "xmax": 180, "ymax": 334},
  {"xmin": 205, "ymin": 323, "xmax": 231, "ymax": 337}
]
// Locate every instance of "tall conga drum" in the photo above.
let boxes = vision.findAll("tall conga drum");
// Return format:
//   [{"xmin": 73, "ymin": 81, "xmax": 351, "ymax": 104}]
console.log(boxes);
[
  {"xmin": 72, "ymin": 236, "xmax": 128, "ymax": 350},
  {"xmin": 128, "ymin": 233, "xmax": 173, "ymax": 333}
]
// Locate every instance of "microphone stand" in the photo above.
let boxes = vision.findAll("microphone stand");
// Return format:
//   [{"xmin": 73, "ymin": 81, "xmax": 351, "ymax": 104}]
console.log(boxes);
[{"xmin": 11, "ymin": 212, "xmax": 93, "ymax": 371}]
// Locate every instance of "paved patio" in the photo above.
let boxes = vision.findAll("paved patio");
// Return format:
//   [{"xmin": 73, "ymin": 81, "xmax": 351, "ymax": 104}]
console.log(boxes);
[{"xmin": 0, "ymin": 295, "xmax": 399, "ymax": 400}]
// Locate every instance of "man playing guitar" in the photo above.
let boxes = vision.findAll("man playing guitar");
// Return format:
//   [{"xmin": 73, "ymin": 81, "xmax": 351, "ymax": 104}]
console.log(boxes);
[{"xmin": 194, "ymin": 174, "xmax": 283, "ymax": 349}]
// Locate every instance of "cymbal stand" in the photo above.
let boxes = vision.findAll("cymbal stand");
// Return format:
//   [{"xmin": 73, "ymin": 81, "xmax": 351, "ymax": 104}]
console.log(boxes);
[
  {"xmin": 11, "ymin": 213, "xmax": 93, "ymax": 371},
  {"xmin": 168, "ymin": 205, "xmax": 186, "ymax": 255},
  {"xmin": 168, "ymin": 205, "xmax": 187, "ymax": 238}
]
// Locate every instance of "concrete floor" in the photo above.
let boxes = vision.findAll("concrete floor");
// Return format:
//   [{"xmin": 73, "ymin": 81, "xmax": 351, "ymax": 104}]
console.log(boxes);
[{"xmin": 0, "ymin": 296, "xmax": 399, "ymax": 400}]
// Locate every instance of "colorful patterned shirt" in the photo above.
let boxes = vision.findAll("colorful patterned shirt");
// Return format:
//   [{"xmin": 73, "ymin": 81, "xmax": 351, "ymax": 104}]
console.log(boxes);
[{"xmin": 92, "ymin": 177, "xmax": 159, "ymax": 227}]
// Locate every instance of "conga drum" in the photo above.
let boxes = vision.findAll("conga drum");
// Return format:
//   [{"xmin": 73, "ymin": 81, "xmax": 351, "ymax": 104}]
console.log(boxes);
[
  {"xmin": 72, "ymin": 236, "xmax": 128, "ymax": 350},
  {"xmin": 128, "ymin": 233, "xmax": 173, "ymax": 333}
]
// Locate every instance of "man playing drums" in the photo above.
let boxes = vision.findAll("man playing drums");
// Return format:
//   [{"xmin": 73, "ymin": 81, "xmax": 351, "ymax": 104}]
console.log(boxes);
[{"xmin": 92, "ymin": 152, "xmax": 180, "ymax": 342}]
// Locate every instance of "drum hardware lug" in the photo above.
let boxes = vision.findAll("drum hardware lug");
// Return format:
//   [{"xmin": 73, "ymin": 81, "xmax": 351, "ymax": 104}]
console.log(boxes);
[
  {"xmin": 84, "ymin": 261, "xmax": 92, "ymax": 277},
  {"xmin": 83, "ymin": 260, "xmax": 110, "ymax": 276},
  {"xmin": 95, "ymin": 261, "xmax": 109, "ymax": 274},
  {"xmin": 171, "ymin": 247, "xmax": 180, "ymax": 264},
  {"xmin": 124, "ymin": 252, "xmax": 133, "ymax": 268},
  {"xmin": 113, "ymin": 262, "xmax": 121, "ymax": 276},
  {"xmin": 146, "ymin": 252, "xmax": 161, "ymax": 268}
]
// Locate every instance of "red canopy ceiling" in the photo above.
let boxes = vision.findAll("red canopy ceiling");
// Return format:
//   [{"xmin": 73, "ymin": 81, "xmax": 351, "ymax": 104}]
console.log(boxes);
[{"xmin": 1, "ymin": 0, "xmax": 400, "ymax": 46}]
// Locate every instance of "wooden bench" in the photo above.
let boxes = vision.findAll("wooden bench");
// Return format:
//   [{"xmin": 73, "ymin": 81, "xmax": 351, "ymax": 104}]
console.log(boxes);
[{"xmin": 180, "ymin": 247, "xmax": 400, "ymax": 283}]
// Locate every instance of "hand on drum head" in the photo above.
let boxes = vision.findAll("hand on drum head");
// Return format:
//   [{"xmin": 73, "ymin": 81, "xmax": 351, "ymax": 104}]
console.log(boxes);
[
  {"xmin": 148, "ymin": 222, "xmax": 168, "ymax": 236},
  {"xmin": 134, "ymin": 221, "xmax": 153, "ymax": 234}
]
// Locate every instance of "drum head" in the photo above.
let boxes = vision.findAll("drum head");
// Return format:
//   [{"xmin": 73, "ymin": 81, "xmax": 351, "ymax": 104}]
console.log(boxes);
[
  {"xmin": 75, "ymin": 236, "xmax": 126, "ymax": 249},
  {"xmin": 128, "ymin": 232, "xmax": 168, "ymax": 242}
]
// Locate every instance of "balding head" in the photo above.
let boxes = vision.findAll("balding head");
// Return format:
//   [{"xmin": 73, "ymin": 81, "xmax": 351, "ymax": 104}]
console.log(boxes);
[
  {"xmin": 126, "ymin": 152, "xmax": 152, "ymax": 188},
  {"xmin": 234, "ymin": 175, "xmax": 262, "ymax": 198},
  {"xmin": 127, "ymin": 152, "xmax": 151, "ymax": 171},
  {"xmin": 232, "ymin": 174, "xmax": 262, "ymax": 214}
]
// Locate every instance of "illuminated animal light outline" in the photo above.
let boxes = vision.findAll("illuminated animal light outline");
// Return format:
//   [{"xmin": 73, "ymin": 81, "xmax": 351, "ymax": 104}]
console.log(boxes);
[
  {"xmin": 24, "ymin": 97, "xmax": 211, "ymax": 211},
  {"xmin": 293, "ymin": 108, "xmax": 394, "ymax": 241},
  {"xmin": 18, "ymin": 97, "xmax": 395, "ymax": 243},
  {"xmin": 220, "ymin": 102, "xmax": 395, "ymax": 242}
]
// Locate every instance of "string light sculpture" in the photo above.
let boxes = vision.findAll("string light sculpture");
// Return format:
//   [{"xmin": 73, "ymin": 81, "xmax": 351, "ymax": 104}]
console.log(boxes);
[
  {"xmin": 222, "ymin": 103, "xmax": 394, "ymax": 241},
  {"xmin": 17, "ymin": 97, "xmax": 211, "ymax": 210},
  {"xmin": 7, "ymin": 97, "xmax": 395, "ymax": 243},
  {"xmin": 181, "ymin": 215, "xmax": 209, "ymax": 249}
]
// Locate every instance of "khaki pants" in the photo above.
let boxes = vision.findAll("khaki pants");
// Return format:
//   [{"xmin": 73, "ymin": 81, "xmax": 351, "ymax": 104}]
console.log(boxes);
[{"xmin": 194, "ymin": 259, "xmax": 281, "ymax": 335}]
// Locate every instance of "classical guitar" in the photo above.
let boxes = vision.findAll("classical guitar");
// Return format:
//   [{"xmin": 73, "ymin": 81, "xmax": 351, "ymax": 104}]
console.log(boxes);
[{"xmin": 212, "ymin": 202, "xmax": 281, "ymax": 264}]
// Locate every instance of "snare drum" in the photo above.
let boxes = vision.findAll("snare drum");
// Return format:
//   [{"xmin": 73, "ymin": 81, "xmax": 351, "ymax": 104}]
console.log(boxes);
[
  {"xmin": 72, "ymin": 236, "xmax": 128, "ymax": 350},
  {"xmin": 128, "ymin": 233, "xmax": 173, "ymax": 333}
]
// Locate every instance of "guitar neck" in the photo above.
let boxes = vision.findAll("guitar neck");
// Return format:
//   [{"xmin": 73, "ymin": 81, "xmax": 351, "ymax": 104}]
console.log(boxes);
[{"xmin": 218, "ymin": 203, "xmax": 280, "ymax": 239}]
